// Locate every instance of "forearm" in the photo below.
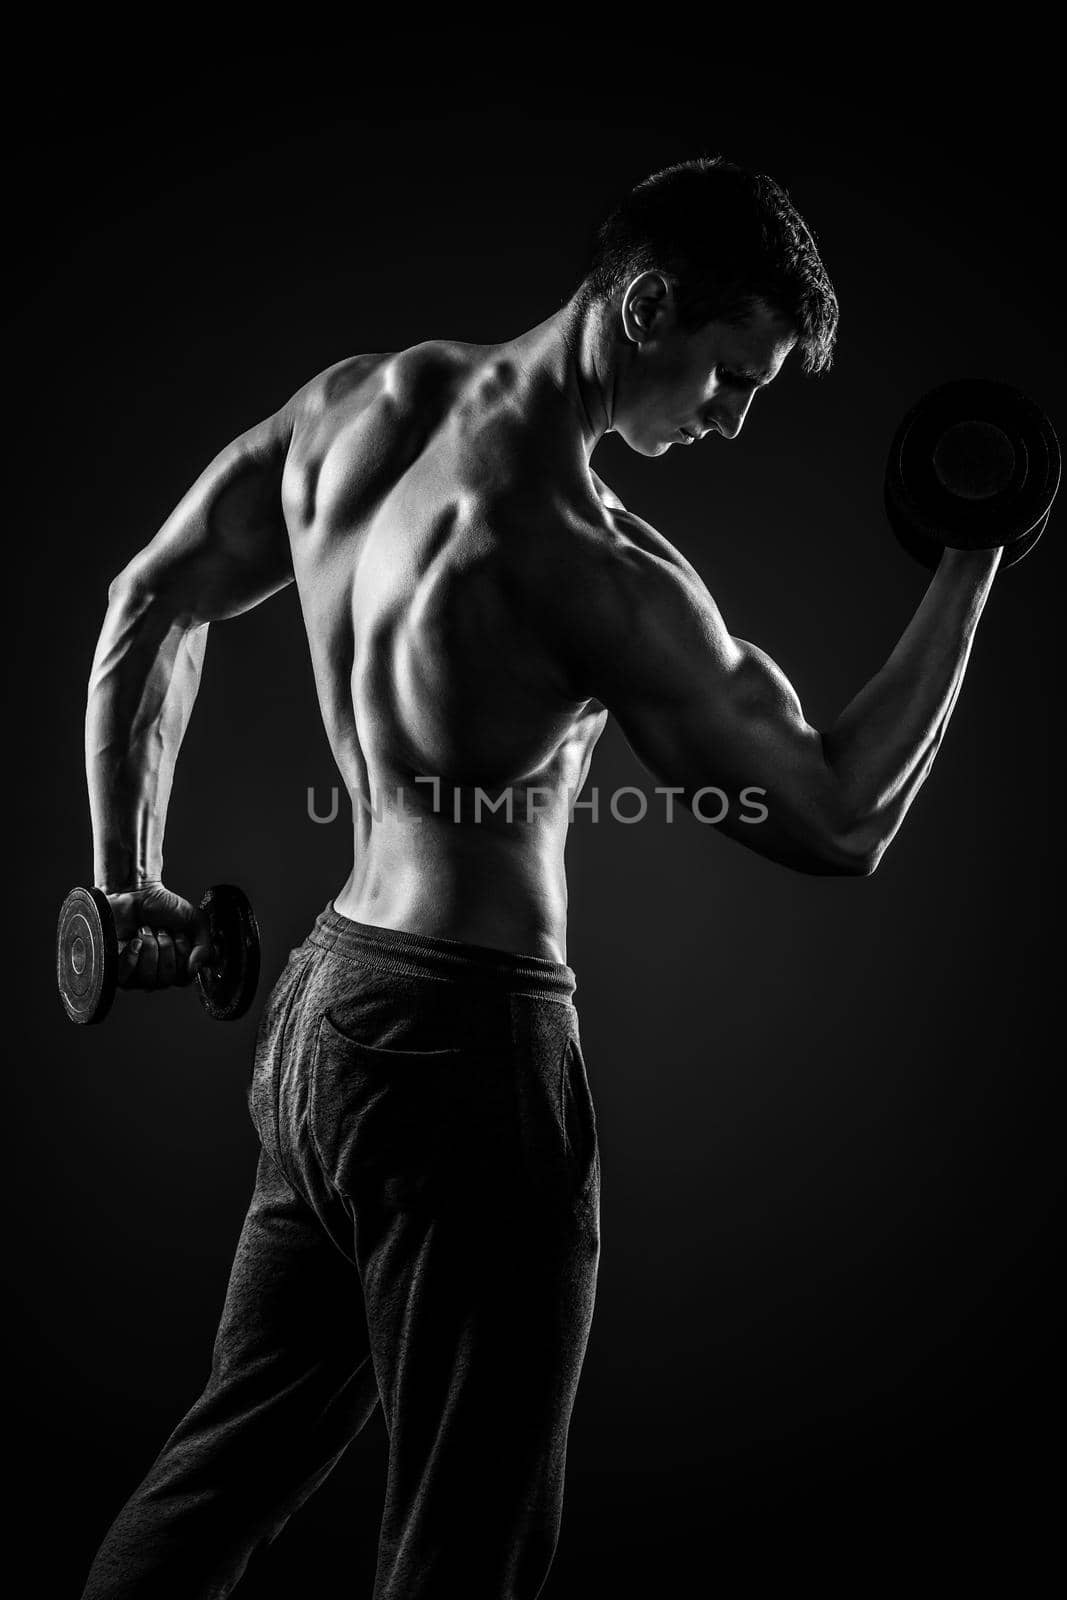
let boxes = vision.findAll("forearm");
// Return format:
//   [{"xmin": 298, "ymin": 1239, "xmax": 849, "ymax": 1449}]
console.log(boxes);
[
  {"xmin": 86, "ymin": 578, "xmax": 208, "ymax": 890},
  {"xmin": 822, "ymin": 547, "xmax": 1000, "ymax": 858}
]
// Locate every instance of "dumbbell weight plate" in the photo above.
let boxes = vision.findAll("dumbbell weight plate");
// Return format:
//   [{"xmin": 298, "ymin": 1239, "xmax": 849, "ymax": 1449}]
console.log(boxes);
[
  {"xmin": 196, "ymin": 884, "xmax": 261, "ymax": 1022},
  {"xmin": 57, "ymin": 886, "xmax": 117, "ymax": 1025},
  {"xmin": 885, "ymin": 378, "xmax": 1060, "ymax": 571}
]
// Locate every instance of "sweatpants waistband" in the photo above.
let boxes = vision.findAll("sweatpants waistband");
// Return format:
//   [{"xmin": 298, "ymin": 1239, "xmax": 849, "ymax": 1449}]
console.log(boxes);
[{"xmin": 306, "ymin": 903, "xmax": 576, "ymax": 1003}]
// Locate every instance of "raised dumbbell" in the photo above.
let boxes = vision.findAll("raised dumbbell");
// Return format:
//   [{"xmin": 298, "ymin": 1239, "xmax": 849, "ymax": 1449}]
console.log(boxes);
[
  {"xmin": 885, "ymin": 377, "xmax": 1060, "ymax": 570},
  {"xmin": 56, "ymin": 883, "xmax": 261, "ymax": 1025}
]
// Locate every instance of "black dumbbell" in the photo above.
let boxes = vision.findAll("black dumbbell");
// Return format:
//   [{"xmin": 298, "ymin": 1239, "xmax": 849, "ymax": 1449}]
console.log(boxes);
[
  {"xmin": 56, "ymin": 883, "xmax": 261, "ymax": 1026},
  {"xmin": 885, "ymin": 378, "xmax": 1060, "ymax": 570}
]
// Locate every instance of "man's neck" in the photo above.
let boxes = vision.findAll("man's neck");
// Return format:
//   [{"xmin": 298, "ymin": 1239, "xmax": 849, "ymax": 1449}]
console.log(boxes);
[{"xmin": 501, "ymin": 294, "xmax": 620, "ymax": 464}]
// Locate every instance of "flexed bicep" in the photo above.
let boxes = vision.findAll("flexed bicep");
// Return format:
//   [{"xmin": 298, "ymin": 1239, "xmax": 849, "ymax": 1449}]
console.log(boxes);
[{"xmin": 562, "ymin": 515, "xmax": 861, "ymax": 875}]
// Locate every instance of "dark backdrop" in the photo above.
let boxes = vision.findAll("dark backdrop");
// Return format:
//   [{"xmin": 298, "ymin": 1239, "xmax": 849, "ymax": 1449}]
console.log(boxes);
[{"xmin": 8, "ymin": 35, "xmax": 1063, "ymax": 1597}]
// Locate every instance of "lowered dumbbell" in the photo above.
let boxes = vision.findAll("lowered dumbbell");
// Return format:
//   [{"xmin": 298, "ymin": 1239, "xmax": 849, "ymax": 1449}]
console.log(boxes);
[
  {"xmin": 56, "ymin": 883, "xmax": 261, "ymax": 1026},
  {"xmin": 885, "ymin": 377, "xmax": 1060, "ymax": 570}
]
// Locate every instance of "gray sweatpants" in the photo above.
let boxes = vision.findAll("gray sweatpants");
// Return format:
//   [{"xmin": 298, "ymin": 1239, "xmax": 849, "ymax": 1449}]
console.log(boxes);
[{"xmin": 82, "ymin": 903, "xmax": 601, "ymax": 1599}]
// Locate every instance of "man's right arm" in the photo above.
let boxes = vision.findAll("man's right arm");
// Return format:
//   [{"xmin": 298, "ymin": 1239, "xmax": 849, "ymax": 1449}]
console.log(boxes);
[{"xmin": 550, "ymin": 508, "xmax": 1000, "ymax": 875}]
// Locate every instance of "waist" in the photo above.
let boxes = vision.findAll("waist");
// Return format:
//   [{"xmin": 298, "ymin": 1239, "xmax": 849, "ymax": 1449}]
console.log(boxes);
[
  {"xmin": 337, "ymin": 816, "xmax": 570, "ymax": 963},
  {"xmin": 306, "ymin": 902, "xmax": 577, "ymax": 1004}
]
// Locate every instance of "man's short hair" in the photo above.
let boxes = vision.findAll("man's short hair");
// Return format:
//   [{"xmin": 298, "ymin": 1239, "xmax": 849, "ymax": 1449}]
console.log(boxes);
[{"xmin": 577, "ymin": 156, "xmax": 839, "ymax": 373}]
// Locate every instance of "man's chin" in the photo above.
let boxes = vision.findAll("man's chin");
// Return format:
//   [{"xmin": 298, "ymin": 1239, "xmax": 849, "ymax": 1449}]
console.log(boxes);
[{"xmin": 620, "ymin": 429, "xmax": 672, "ymax": 459}]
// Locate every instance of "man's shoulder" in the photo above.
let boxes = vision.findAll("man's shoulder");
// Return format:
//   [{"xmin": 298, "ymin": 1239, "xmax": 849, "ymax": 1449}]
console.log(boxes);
[
  {"xmin": 506, "ymin": 471, "xmax": 703, "ymax": 657},
  {"xmin": 526, "ymin": 487, "xmax": 733, "ymax": 705},
  {"xmin": 290, "ymin": 340, "xmax": 479, "ymax": 426},
  {"xmin": 551, "ymin": 481, "xmax": 700, "ymax": 599}
]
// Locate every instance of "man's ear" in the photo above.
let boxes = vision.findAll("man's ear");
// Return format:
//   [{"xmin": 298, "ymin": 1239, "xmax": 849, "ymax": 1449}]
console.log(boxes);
[{"xmin": 620, "ymin": 272, "xmax": 674, "ymax": 345}]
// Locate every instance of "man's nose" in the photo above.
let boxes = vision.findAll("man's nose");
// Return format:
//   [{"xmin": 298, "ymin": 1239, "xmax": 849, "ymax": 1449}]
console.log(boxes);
[{"xmin": 714, "ymin": 392, "xmax": 756, "ymax": 440}]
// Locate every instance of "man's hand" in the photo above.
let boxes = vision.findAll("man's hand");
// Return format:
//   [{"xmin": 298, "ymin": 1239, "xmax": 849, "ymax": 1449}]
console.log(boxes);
[{"xmin": 107, "ymin": 882, "xmax": 213, "ymax": 990}]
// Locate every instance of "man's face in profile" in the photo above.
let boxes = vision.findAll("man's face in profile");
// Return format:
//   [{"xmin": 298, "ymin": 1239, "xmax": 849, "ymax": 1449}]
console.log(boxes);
[{"xmin": 613, "ymin": 288, "xmax": 797, "ymax": 457}]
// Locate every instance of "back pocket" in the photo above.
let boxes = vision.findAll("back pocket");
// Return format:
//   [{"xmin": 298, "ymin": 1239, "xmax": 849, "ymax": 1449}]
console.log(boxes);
[{"xmin": 309, "ymin": 1013, "xmax": 509, "ymax": 1209}]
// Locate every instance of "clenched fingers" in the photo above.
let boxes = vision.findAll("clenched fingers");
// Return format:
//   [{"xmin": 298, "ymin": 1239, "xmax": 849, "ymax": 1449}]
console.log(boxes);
[
  {"xmin": 118, "ymin": 926, "xmax": 182, "ymax": 990},
  {"xmin": 172, "ymin": 934, "xmax": 195, "ymax": 986}
]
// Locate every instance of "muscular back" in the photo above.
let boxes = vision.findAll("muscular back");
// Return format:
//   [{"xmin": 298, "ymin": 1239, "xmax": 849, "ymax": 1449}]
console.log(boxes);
[
  {"xmin": 280, "ymin": 343, "xmax": 609, "ymax": 958},
  {"xmin": 98, "ymin": 328, "xmax": 901, "ymax": 973}
]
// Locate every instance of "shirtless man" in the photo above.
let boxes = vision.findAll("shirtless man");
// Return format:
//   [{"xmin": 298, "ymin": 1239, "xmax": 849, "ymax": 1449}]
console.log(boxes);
[{"xmin": 80, "ymin": 158, "xmax": 1000, "ymax": 1598}]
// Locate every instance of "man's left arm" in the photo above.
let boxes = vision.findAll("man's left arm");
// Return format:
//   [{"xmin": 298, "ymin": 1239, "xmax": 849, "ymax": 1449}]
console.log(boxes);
[{"xmin": 86, "ymin": 403, "xmax": 296, "ymax": 988}]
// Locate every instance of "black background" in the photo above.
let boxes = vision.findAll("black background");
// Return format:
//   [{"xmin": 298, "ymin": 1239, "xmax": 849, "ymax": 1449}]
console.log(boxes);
[{"xmin": 8, "ymin": 33, "xmax": 1063, "ymax": 1597}]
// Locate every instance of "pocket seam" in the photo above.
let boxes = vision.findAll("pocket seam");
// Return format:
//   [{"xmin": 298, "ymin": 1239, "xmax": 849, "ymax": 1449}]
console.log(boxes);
[
  {"xmin": 563, "ymin": 1035, "xmax": 598, "ymax": 1193},
  {"xmin": 268, "ymin": 947, "xmax": 319, "ymax": 1190},
  {"xmin": 319, "ymin": 1010, "xmax": 468, "ymax": 1060},
  {"xmin": 308, "ymin": 1014, "xmax": 332, "ymax": 1180},
  {"xmin": 559, "ymin": 1037, "xmax": 571, "ymax": 1155},
  {"xmin": 253, "ymin": 947, "xmax": 317, "ymax": 1191}
]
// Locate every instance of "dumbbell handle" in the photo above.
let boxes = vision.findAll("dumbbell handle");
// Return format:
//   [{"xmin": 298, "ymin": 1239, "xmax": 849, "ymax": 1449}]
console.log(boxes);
[{"xmin": 126, "ymin": 922, "xmax": 224, "ymax": 967}]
